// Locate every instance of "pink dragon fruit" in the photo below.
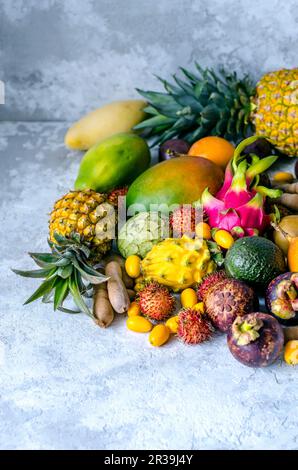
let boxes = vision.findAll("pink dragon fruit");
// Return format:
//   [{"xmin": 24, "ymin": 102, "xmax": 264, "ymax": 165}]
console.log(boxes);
[
  {"xmin": 201, "ymin": 188, "xmax": 270, "ymax": 236},
  {"xmin": 200, "ymin": 136, "xmax": 282, "ymax": 238}
]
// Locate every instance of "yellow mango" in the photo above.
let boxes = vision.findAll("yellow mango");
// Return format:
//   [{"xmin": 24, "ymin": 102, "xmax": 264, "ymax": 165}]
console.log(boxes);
[{"xmin": 65, "ymin": 100, "xmax": 147, "ymax": 150}]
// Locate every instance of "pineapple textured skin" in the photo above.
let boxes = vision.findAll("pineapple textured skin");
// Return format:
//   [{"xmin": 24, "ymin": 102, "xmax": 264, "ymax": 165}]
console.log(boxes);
[
  {"xmin": 49, "ymin": 189, "xmax": 115, "ymax": 257},
  {"xmin": 141, "ymin": 236, "xmax": 215, "ymax": 291},
  {"xmin": 253, "ymin": 69, "xmax": 298, "ymax": 157}
]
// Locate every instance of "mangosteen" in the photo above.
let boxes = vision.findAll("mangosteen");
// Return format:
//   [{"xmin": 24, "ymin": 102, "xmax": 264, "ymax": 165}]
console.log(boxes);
[
  {"xmin": 204, "ymin": 278, "xmax": 258, "ymax": 332},
  {"xmin": 159, "ymin": 139, "xmax": 190, "ymax": 161},
  {"xmin": 227, "ymin": 312, "xmax": 284, "ymax": 367},
  {"xmin": 266, "ymin": 272, "xmax": 298, "ymax": 325},
  {"xmin": 242, "ymin": 137, "xmax": 272, "ymax": 158}
]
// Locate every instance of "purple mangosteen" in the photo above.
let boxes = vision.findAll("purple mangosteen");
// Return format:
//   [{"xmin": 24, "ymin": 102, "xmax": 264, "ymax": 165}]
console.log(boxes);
[
  {"xmin": 158, "ymin": 139, "xmax": 190, "ymax": 161},
  {"xmin": 227, "ymin": 312, "xmax": 284, "ymax": 367},
  {"xmin": 266, "ymin": 272, "xmax": 298, "ymax": 326}
]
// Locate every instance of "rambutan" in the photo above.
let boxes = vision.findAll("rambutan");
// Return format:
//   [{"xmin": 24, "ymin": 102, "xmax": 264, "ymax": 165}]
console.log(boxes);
[
  {"xmin": 107, "ymin": 187, "xmax": 128, "ymax": 207},
  {"xmin": 177, "ymin": 308, "xmax": 213, "ymax": 344},
  {"xmin": 197, "ymin": 270, "xmax": 227, "ymax": 301},
  {"xmin": 138, "ymin": 282, "xmax": 176, "ymax": 321},
  {"xmin": 170, "ymin": 205, "xmax": 202, "ymax": 238}
]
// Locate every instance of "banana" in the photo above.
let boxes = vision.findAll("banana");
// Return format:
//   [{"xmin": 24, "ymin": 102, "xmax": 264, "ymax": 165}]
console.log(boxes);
[{"xmin": 65, "ymin": 100, "xmax": 147, "ymax": 150}]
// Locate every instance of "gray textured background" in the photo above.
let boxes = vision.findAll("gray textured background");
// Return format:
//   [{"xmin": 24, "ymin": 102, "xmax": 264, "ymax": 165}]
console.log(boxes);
[{"xmin": 1, "ymin": 0, "xmax": 298, "ymax": 121}]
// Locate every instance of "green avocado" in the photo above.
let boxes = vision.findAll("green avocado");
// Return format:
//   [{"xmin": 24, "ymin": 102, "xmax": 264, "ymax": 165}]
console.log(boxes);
[
  {"xmin": 75, "ymin": 133, "xmax": 151, "ymax": 192},
  {"xmin": 225, "ymin": 236, "xmax": 286, "ymax": 286}
]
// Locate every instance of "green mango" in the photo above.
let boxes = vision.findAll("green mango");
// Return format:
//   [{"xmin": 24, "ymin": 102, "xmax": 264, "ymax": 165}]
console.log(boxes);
[{"xmin": 75, "ymin": 133, "xmax": 151, "ymax": 192}]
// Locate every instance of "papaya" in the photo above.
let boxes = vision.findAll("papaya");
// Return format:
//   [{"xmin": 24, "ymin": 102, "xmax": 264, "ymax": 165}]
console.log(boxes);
[
  {"xmin": 74, "ymin": 133, "xmax": 151, "ymax": 193},
  {"xmin": 126, "ymin": 156, "xmax": 223, "ymax": 212}
]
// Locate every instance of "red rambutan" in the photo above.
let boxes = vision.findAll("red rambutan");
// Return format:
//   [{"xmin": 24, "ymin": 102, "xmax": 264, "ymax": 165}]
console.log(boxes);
[
  {"xmin": 197, "ymin": 270, "xmax": 227, "ymax": 301},
  {"xmin": 177, "ymin": 308, "xmax": 213, "ymax": 344},
  {"xmin": 138, "ymin": 282, "xmax": 176, "ymax": 321},
  {"xmin": 107, "ymin": 187, "xmax": 128, "ymax": 207},
  {"xmin": 170, "ymin": 205, "xmax": 202, "ymax": 238}
]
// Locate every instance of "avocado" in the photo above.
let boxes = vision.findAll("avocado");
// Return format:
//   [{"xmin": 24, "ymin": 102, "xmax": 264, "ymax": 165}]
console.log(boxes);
[
  {"xmin": 225, "ymin": 236, "xmax": 286, "ymax": 287},
  {"xmin": 75, "ymin": 133, "xmax": 150, "ymax": 192}
]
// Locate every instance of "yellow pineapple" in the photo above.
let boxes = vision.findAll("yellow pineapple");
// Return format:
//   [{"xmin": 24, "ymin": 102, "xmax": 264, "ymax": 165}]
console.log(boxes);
[
  {"xmin": 49, "ymin": 189, "xmax": 115, "ymax": 257},
  {"xmin": 136, "ymin": 65, "xmax": 298, "ymax": 156},
  {"xmin": 141, "ymin": 236, "xmax": 215, "ymax": 291},
  {"xmin": 14, "ymin": 189, "xmax": 116, "ymax": 317},
  {"xmin": 252, "ymin": 69, "xmax": 298, "ymax": 156}
]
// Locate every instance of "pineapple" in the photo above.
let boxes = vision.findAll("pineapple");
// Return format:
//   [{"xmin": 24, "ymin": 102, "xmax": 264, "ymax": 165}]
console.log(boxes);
[
  {"xmin": 141, "ymin": 236, "xmax": 215, "ymax": 291},
  {"xmin": 49, "ymin": 189, "xmax": 115, "ymax": 257},
  {"xmin": 14, "ymin": 190, "xmax": 116, "ymax": 317},
  {"xmin": 135, "ymin": 65, "xmax": 298, "ymax": 157}
]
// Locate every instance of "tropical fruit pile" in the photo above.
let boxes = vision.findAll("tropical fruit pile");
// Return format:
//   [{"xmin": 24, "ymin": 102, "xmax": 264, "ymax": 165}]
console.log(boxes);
[{"xmin": 14, "ymin": 63, "xmax": 298, "ymax": 368}]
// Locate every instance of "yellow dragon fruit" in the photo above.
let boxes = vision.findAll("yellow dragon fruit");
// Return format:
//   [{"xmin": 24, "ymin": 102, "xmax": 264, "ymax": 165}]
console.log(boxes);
[{"xmin": 141, "ymin": 236, "xmax": 215, "ymax": 291}]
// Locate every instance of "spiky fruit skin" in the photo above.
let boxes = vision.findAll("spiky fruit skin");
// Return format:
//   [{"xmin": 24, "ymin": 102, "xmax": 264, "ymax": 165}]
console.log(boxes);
[
  {"xmin": 197, "ymin": 270, "xmax": 227, "ymax": 301},
  {"xmin": 138, "ymin": 282, "xmax": 175, "ymax": 321},
  {"xmin": 107, "ymin": 187, "xmax": 128, "ymax": 207},
  {"xmin": 49, "ymin": 190, "xmax": 115, "ymax": 258},
  {"xmin": 136, "ymin": 65, "xmax": 298, "ymax": 156},
  {"xmin": 204, "ymin": 279, "xmax": 258, "ymax": 332},
  {"xmin": 141, "ymin": 236, "xmax": 216, "ymax": 291},
  {"xmin": 252, "ymin": 69, "xmax": 298, "ymax": 157},
  {"xmin": 170, "ymin": 206, "xmax": 201, "ymax": 238},
  {"xmin": 177, "ymin": 308, "xmax": 213, "ymax": 344}
]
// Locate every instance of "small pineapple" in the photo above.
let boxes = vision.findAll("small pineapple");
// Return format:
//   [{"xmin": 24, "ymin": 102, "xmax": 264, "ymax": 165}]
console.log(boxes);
[
  {"xmin": 141, "ymin": 236, "xmax": 215, "ymax": 291},
  {"xmin": 14, "ymin": 190, "xmax": 116, "ymax": 317},
  {"xmin": 49, "ymin": 189, "xmax": 115, "ymax": 258},
  {"xmin": 135, "ymin": 65, "xmax": 298, "ymax": 156}
]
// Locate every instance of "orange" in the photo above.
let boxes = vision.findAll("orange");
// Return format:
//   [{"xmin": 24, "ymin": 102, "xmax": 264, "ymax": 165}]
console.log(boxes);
[
  {"xmin": 188, "ymin": 136, "xmax": 235, "ymax": 169},
  {"xmin": 288, "ymin": 237, "xmax": 298, "ymax": 272},
  {"xmin": 284, "ymin": 340, "xmax": 298, "ymax": 365}
]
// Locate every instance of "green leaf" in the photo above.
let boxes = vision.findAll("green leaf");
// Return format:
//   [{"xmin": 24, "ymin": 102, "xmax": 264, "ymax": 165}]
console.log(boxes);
[
  {"xmin": 142, "ymin": 105, "xmax": 159, "ymax": 116},
  {"xmin": 179, "ymin": 67, "xmax": 199, "ymax": 84},
  {"xmin": 55, "ymin": 258, "xmax": 71, "ymax": 267},
  {"xmin": 57, "ymin": 264, "xmax": 73, "ymax": 279},
  {"xmin": 42, "ymin": 290, "xmax": 53, "ymax": 303},
  {"xmin": 57, "ymin": 305, "xmax": 81, "ymax": 314},
  {"xmin": 23, "ymin": 276, "xmax": 56, "ymax": 305},
  {"xmin": 53, "ymin": 278, "xmax": 69, "ymax": 310},
  {"xmin": 29, "ymin": 252, "xmax": 59, "ymax": 267},
  {"xmin": 52, "ymin": 232, "xmax": 70, "ymax": 245},
  {"xmin": 76, "ymin": 257, "xmax": 108, "ymax": 278},
  {"xmin": 12, "ymin": 267, "xmax": 53, "ymax": 278},
  {"xmin": 136, "ymin": 89, "xmax": 182, "ymax": 117},
  {"xmin": 72, "ymin": 258, "xmax": 108, "ymax": 284},
  {"xmin": 134, "ymin": 115, "xmax": 175, "ymax": 130},
  {"xmin": 68, "ymin": 272, "xmax": 93, "ymax": 318}
]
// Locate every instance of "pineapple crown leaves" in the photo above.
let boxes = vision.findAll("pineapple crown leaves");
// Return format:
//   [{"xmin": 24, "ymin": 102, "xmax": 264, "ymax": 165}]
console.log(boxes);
[
  {"xmin": 135, "ymin": 63, "xmax": 255, "ymax": 146},
  {"xmin": 12, "ymin": 232, "xmax": 109, "ymax": 318}
]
